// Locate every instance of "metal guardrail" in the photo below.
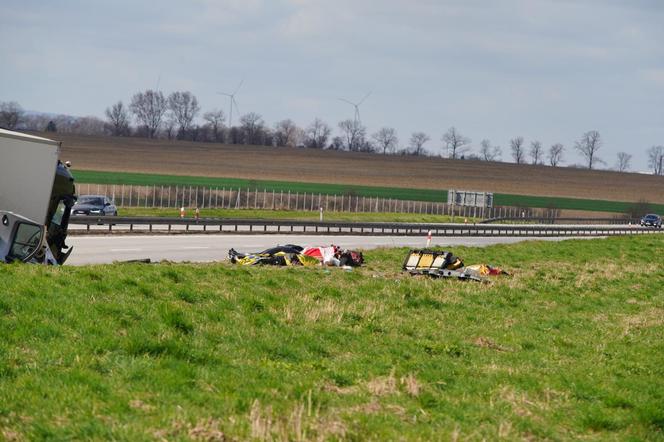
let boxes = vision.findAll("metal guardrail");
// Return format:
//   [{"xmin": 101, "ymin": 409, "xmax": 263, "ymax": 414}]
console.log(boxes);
[
  {"xmin": 69, "ymin": 216, "xmax": 663, "ymax": 237},
  {"xmin": 480, "ymin": 217, "xmax": 641, "ymax": 225}
]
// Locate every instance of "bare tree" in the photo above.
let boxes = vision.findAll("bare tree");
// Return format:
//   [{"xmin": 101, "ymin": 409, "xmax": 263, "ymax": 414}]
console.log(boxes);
[
  {"xmin": 574, "ymin": 130, "xmax": 603, "ymax": 169},
  {"xmin": 338, "ymin": 119, "xmax": 366, "ymax": 151},
  {"xmin": 479, "ymin": 139, "xmax": 501, "ymax": 161},
  {"xmin": 104, "ymin": 101, "xmax": 130, "ymax": 136},
  {"xmin": 167, "ymin": 91, "xmax": 200, "ymax": 139},
  {"xmin": 530, "ymin": 140, "xmax": 543, "ymax": 165},
  {"xmin": 162, "ymin": 115, "xmax": 177, "ymax": 140},
  {"xmin": 549, "ymin": 143, "xmax": 564, "ymax": 166},
  {"xmin": 329, "ymin": 136, "xmax": 344, "ymax": 150},
  {"xmin": 409, "ymin": 132, "xmax": 430, "ymax": 156},
  {"xmin": 239, "ymin": 112, "xmax": 265, "ymax": 145},
  {"xmin": 442, "ymin": 127, "xmax": 471, "ymax": 159},
  {"xmin": 273, "ymin": 119, "xmax": 299, "ymax": 147},
  {"xmin": 129, "ymin": 90, "xmax": 167, "ymax": 138},
  {"xmin": 648, "ymin": 145, "xmax": 664, "ymax": 175},
  {"xmin": 71, "ymin": 116, "xmax": 106, "ymax": 135},
  {"xmin": 0, "ymin": 101, "xmax": 24, "ymax": 129},
  {"xmin": 372, "ymin": 127, "xmax": 399, "ymax": 155},
  {"xmin": 304, "ymin": 118, "xmax": 331, "ymax": 149},
  {"xmin": 203, "ymin": 109, "xmax": 226, "ymax": 142},
  {"xmin": 510, "ymin": 136, "xmax": 525, "ymax": 164},
  {"xmin": 615, "ymin": 152, "xmax": 632, "ymax": 172}
]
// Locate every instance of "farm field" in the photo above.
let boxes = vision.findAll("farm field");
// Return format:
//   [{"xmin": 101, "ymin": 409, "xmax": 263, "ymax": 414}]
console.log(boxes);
[
  {"xmin": 1, "ymin": 235, "xmax": 663, "ymax": 440},
  {"xmin": 50, "ymin": 133, "xmax": 664, "ymax": 205},
  {"xmin": 74, "ymin": 170, "xmax": 664, "ymax": 215}
]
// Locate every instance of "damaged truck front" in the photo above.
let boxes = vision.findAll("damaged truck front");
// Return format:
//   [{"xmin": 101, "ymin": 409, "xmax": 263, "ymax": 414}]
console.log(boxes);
[{"xmin": 0, "ymin": 129, "xmax": 76, "ymax": 264}]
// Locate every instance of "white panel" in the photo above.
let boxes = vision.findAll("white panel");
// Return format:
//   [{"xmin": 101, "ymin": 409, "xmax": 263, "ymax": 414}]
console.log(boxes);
[{"xmin": 0, "ymin": 131, "xmax": 59, "ymax": 224}]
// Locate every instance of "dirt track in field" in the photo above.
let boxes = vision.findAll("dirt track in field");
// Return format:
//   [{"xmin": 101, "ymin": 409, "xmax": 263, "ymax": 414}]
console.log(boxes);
[{"xmin": 51, "ymin": 133, "xmax": 664, "ymax": 204}]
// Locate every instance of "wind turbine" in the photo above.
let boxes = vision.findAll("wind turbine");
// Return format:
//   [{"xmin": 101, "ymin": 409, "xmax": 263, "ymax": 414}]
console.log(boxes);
[
  {"xmin": 338, "ymin": 91, "xmax": 371, "ymax": 124},
  {"xmin": 218, "ymin": 79, "xmax": 244, "ymax": 128}
]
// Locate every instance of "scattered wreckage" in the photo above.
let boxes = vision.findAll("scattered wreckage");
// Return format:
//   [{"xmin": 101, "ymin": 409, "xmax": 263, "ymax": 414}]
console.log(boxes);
[
  {"xmin": 228, "ymin": 243, "xmax": 507, "ymax": 283},
  {"xmin": 403, "ymin": 249, "xmax": 508, "ymax": 282},
  {"xmin": 229, "ymin": 244, "xmax": 364, "ymax": 268}
]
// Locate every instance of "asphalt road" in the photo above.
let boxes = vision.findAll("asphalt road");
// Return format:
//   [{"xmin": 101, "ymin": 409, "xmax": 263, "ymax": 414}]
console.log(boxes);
[{"xmin": 66, "ymin": 234, "xmax": 582, "ymax": 265}]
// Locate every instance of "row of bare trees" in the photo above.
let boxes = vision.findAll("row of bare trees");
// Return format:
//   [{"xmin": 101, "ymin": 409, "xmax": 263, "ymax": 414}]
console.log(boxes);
[{"xmin": 2, "ymin": 98, "xmax": 663, "ymax": 174}]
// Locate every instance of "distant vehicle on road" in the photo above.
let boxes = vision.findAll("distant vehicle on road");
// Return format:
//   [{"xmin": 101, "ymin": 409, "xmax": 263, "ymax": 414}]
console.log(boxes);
[
  {"xmin": 71, "ymin": 195, "xmax": 117, "ymax": 216},
  {"xmin": 640, "ymin": 214, "xmax": 662, "ymax": 228}
]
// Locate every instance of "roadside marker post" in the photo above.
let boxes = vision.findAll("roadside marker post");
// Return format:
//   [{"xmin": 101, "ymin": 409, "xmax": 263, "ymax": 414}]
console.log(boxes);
[
  {"xmin": 195, "ymin": 207, "xmax": 200, "ymax": 220},
  {"xmin": 426, "ymin": 230, "xmax": 432, "ymax": 247},
  {"xmin": 320, "ymin": 207, "xmax": 324, "ymax": 222},
  {"xmin": 180, "ymin": 207, "xmax": 185, "ymax": 218}
]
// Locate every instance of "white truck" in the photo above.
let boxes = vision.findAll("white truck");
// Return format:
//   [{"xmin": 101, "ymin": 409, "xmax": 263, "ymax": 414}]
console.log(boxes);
[{"xmin": 0, "ymin": 128, "xmax": 76, "ymax": 264}]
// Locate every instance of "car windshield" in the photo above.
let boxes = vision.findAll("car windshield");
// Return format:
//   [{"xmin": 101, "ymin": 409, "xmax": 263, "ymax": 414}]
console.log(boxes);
[
  {"xmin": 644, "ymin": 214, "xmax": 658, "ymax": 219},
  {"xmin": 78, "ymin": 196, "xmax": 104, "ymax": 206}
]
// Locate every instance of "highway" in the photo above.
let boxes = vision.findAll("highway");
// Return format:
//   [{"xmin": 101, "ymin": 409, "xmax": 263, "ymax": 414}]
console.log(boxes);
[{"xmin": 66, "ymin": 234, "xmax": 584, "ymax": 265}]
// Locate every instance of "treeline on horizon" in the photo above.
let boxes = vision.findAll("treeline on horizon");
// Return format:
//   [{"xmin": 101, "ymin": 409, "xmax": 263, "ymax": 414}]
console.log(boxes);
[{"xmin": 1, "ymin": 94, "xmax": 663, "ymax": 176}]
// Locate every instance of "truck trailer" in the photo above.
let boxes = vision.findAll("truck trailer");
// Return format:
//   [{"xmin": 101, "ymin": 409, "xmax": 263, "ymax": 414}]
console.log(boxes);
[{"xmin": 0, "ymin": 129, "xmax": 76, "ymax": 264}]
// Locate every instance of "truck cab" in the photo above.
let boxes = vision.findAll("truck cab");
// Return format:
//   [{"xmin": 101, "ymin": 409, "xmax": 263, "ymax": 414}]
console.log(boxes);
[{"xmin": 0, "ymin": 129, "xmax": 76, "ymax": 264}]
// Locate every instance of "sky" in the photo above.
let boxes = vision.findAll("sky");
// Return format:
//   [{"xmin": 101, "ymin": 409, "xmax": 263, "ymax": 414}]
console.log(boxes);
[{"xmin": 1, "ymin": 0, "xmax": 663, "ymax": 170}]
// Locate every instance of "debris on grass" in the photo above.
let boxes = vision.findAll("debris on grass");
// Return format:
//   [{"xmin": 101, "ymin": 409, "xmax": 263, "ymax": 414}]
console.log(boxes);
[
  {"xmin": 229, "ymin": 244, "xmax": 363, "ymax": 268},
  {"xmin": 403, "ymin": 249, "xmax": 509, "ymax": 282}
]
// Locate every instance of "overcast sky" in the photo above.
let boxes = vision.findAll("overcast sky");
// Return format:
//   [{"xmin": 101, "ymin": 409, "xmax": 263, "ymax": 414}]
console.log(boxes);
[{"xmin": 1, "ymin": 0, "xmax": 663, "ymax": 170}]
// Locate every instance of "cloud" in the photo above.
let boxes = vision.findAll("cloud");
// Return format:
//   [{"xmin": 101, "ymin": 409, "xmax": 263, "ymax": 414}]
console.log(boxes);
[{"xmin": 640, "ymin": 69, "xmax": 664, "ymax": 88}]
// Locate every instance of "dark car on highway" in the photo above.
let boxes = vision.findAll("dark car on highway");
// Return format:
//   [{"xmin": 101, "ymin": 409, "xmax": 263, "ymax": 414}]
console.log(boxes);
[
  {"xmin": 71, "ymin": 195, "xmax": 118, "ymax": 216},
  {"xmin": 640, "ymin": 213, "xmax": 662, "ymax": 228}
]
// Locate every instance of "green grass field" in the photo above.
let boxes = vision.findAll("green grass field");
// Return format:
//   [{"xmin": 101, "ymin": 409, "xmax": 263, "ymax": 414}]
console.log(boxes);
[
  {"xmin": 73, "ymin": 170, "xmax": 664, "ymax": 215},
  {"xmin": 74, "ymin": 170, "xmax": 445, "ymax": 202},
  {"xmin": 1, "ymin": 235, "xmax": 663, "ymax": 440},
  {"xmin": 120, "ymin": 207, "xmax": 477, "ymax": 223}
]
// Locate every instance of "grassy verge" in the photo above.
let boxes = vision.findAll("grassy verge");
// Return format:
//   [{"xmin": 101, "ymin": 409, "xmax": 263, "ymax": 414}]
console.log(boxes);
[
  {"xmin": 1, "ymin": 235, "xmax": 663, "ymax": 440},
  {"xmin": 118, "ymin": 207, "xmax": 476, "ymax": 223},
  {"xmin": 73, "ymin": 169, "xmax": 664, "ymax": 214}
]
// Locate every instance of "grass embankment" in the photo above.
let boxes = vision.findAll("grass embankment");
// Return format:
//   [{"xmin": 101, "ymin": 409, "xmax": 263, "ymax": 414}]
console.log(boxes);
[
  {"xmin": 74, "ymin": 170, "xmax": 664, "ymax": 214},
  {"xmin": 1, "ymin": 236, "xmax": 663, "ymax": 440},
  {"xmin": 120, "ymin": 207, "xmax": 476, "ymax": 223}
]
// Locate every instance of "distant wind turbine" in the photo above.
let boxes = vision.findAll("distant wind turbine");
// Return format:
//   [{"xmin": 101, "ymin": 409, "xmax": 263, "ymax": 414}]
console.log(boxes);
[
  {"xmin": 338, "ymin": 91, "xmax": 371, "ymax": 124},
  {"xmin": 218, "ymin": 79, "xmax": 244, "ymax": 128}
]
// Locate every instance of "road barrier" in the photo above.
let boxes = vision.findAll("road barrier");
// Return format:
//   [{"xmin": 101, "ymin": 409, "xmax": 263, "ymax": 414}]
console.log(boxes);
[{"xmin": 69, "ymin": 216, "xmax": 662, "ymax": 237}]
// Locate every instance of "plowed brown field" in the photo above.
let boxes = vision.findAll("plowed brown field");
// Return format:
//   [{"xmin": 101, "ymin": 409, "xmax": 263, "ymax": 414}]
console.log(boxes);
[{"xmin": 51, "ymin": 133, "xmax": 664, "ymax": 204}]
